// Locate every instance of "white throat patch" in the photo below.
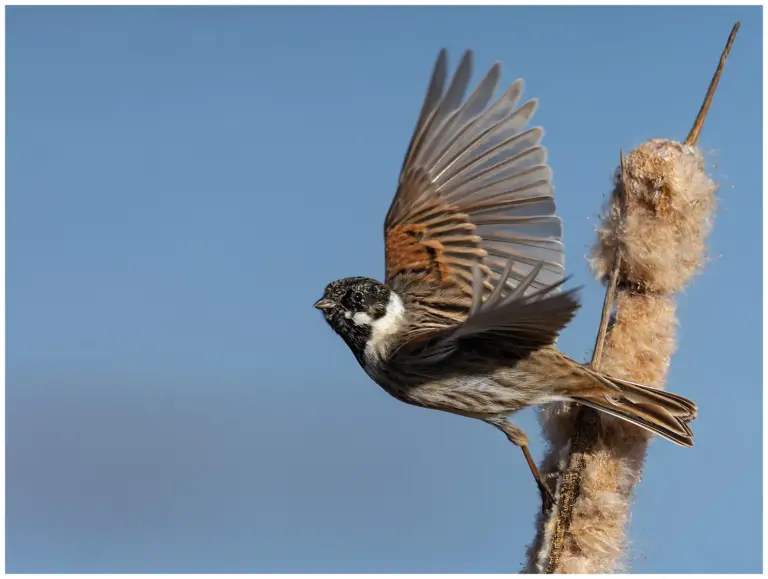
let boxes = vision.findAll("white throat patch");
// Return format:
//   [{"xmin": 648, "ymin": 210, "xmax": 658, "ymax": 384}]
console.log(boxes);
[
  {"xmin": 364, "ymin": 292, "xmax": 405, "ymax": 360},
  {"xmin": 351, "ymin": 311, "xmax": 373, "ymax": 325}
]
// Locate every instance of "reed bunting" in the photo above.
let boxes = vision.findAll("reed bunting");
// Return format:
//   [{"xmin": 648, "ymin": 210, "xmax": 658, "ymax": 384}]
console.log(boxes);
[{"xmin": 314, "ymin": 50, "xmax": 697, "ymax": 509}]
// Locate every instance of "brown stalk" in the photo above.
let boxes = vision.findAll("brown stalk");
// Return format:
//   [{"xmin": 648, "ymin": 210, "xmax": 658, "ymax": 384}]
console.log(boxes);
[
  {"xmin": 590, "ymin": 151, "xmax": 627, "ymax": 372},
  {"xmin": 686, "ymin": 21, "xmax": 740, "ymax": 146}
]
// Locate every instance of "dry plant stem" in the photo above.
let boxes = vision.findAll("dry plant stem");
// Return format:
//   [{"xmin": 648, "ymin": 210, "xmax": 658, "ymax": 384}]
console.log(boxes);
[
  {"xmin": 591, "ymin": 151, "xmax": 627, "ymax": 371},
  {"xmin": 686, "ymin": 21, "xmax": 740, "ymax": 146},
  {"xmin": 524, "ymin": 23, "xmax": 737, "ymax": 574}
]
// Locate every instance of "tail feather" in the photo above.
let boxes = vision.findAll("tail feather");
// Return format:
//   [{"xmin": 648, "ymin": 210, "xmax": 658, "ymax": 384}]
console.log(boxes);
[{"xmin": 573, "ymin": 371, "xmax": 697, "ymax": 447}]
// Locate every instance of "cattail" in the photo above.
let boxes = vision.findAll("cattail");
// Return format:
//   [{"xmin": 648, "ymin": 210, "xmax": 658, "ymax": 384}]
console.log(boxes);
[{"xmin": 524, "ymin": 23, "xmax": 738, "ymax": 574}]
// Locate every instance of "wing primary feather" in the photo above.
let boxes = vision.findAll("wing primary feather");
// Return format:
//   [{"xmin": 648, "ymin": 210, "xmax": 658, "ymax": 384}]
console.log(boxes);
[
  {"xmin": 425, "ymin": 62, "xmax": 501, "ymax": 172},
  {"xmin": 442, "ymin": 142, "xmax": 548, "ymax": 202},
  {"xmin": 483, "ymin": 248, "xmax": 561, "ymax": 273},
  {"xmin": 413, "ymin": 51, "xmax": 474, "ymax": 169},
  {"xmin": 436, "ymin": 112, "xmax": 540, "ymax": 194},
  {"xmin": 506, "ymin": 261, "xmax": 544, "ymax": 302},
  {"xmin": 400, "ymin": 49, "xmax": 449, "ymax": 179},
  {"xmin": 431, "ymin": 80, "xmax": 525, "ymax": 184},
  {"xmin": 523, "ymin": 276, "xmax": 576, "ymax": 302},
  {"xmin": 485, "ymin": 257, "xmax": 515, "ymax": 309},
  {"xmin": 465, "ymin": 192, "xmax": 555, "ymax": 215}
]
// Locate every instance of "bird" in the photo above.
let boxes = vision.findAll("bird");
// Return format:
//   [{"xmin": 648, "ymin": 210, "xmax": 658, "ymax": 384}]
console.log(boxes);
[{"xmin": 313, "ymin": 49, "xmax": 697, "ymax": 510}]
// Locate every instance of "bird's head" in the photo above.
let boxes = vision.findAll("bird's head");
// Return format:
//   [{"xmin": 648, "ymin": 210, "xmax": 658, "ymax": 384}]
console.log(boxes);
[{"xmin": 314, "ymin": 277, "xmax": 405, "ymax": 361}]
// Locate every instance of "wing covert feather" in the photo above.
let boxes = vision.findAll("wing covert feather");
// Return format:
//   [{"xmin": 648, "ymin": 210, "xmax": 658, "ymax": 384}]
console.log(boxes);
[{"xmin": 408, "ymin": 261, "xmax": 581, "ymax": 365}]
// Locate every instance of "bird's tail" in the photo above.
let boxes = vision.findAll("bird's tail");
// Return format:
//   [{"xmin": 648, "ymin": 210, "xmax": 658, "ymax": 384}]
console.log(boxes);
[{"xmin": 571, "ymin": 370, "xmax": 697, "ymax": 447}]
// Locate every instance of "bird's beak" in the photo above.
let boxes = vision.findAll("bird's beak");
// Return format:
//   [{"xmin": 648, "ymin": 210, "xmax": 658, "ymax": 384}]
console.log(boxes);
[{"xmin": 313, "ymin": 297, "xmax": 335, "ymax": 312}]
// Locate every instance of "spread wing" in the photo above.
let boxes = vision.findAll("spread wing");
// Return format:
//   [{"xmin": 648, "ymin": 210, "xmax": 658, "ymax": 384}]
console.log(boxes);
[
  {"xmin": 405, "ymin": 260, "xmax": 581, "ymax": 366},
  {"xmin": 384, "ymin": 49, "xmax": 564, "ymax": 325}
]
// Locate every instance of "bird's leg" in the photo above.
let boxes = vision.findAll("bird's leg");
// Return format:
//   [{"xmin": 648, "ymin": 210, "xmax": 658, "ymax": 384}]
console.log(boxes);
[
  {"xmin": 521, "ymin": 445, "xmax": 556, "ymax": 512},
  {"xmin": 486, "ymin": 419, "xmax": 556, "ymax": 512}
]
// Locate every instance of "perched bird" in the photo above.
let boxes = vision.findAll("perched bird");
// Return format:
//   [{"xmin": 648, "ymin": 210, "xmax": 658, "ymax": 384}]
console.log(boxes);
[{"xmin": 314, "ymin": 49, "xmax": 697, "ymax": 509}]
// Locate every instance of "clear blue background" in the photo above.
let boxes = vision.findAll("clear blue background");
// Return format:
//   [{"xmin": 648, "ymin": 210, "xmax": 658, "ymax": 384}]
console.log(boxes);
[{"xmin": 7, "ymin": 5, "xmax": 762, "ymax": 573}]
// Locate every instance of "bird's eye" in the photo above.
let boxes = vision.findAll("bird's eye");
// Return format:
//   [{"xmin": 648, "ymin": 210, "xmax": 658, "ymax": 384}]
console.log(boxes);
[{"xmin": 353, "ymin": 291, "xmax": 364, "ymax": 304}]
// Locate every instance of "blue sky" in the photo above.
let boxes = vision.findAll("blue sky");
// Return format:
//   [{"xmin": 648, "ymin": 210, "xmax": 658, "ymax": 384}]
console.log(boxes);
[{"xmin": 6, "ymin": 5, "xmax": 762, "ymax": 573}]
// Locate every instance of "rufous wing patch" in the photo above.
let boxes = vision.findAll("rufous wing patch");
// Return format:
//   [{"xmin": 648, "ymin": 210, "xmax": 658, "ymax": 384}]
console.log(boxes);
[
  {"xmin": 385, "ymin": 221, "xmax": 445, "ymax": 282},
  {"xmin": 385, "ymin": 198, "xmax": 482, "ymax": 286}
]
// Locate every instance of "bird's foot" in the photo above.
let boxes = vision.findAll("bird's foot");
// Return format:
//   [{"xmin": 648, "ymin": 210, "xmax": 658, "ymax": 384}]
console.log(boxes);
[{"xmin": 538, "ymin": 479, "xmax": 557, "ymax": 513}]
